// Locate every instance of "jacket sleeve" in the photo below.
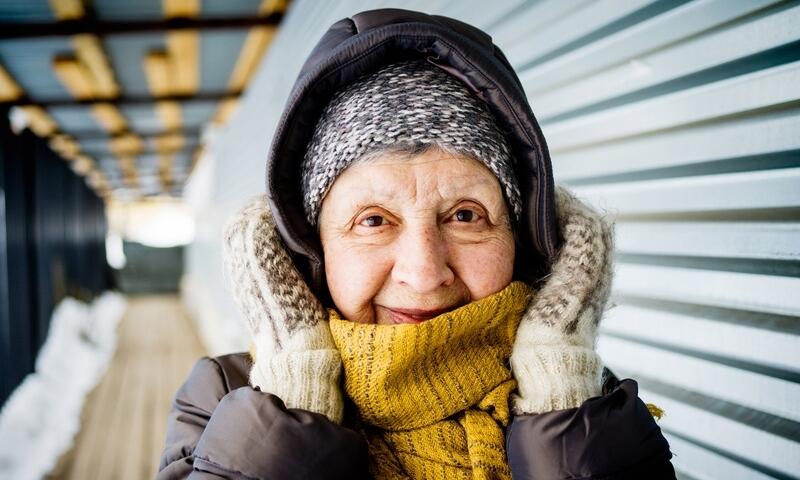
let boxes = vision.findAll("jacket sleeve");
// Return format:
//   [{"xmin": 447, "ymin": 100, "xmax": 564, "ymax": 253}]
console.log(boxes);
[
  {"xmin": 506, "ymin": 377, "xmax": 676, "ymax": 480},
  {"xmin": 157, "ymin": 357, "xmax": 370, "ymax": 480}
]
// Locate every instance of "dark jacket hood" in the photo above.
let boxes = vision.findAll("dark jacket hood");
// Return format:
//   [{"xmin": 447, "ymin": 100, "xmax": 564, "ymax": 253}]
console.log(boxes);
[{"xmin": 265, "ymin": 8, "xmax": 559, "ymax": 301}]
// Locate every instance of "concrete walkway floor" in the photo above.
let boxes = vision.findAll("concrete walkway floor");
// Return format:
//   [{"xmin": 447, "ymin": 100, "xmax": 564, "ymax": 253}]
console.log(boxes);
[{"xmin": 47, "ymin": 294, "xmax": 207, "ymax": 480}]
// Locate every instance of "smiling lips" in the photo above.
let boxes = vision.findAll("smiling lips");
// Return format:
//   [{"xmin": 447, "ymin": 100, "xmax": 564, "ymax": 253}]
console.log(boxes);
[{"xmin": 385, "ymin": 306, "xmax": 455, "ymax": 324}]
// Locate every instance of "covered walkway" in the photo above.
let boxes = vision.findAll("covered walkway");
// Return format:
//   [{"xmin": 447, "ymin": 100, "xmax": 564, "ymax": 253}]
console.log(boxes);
[{"xmin": 47, "ymin": 295, "xmax": 206, "ymax": 480}]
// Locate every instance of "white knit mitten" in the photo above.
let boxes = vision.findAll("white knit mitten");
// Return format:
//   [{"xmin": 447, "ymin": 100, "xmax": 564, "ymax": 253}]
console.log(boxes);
[
  {"xmin": 511, "ymin": 185, "xmax": 615, "ymax": 414},
  {"xmin": 222, "ymin": 194, "xmax": 343, "ymax": 423}
]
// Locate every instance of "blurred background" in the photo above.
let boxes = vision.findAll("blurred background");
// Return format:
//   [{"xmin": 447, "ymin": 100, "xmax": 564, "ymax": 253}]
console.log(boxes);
[{"xmin": 0, "ymin": 0, "xmax": 798, "ymax": 479}]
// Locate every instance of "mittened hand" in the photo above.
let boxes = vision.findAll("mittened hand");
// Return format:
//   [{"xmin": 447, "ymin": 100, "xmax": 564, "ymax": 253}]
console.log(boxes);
[
  {"xmin": 510, "ymin": 186, "xmax": 615, "ymax": 414},
  {"xmin": 222, "ymin": 194, "xmax": 344, "ymax": 423}
]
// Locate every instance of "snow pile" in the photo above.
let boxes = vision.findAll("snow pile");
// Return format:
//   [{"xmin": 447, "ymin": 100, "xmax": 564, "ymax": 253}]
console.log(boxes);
[{"xmin": 0, "ymin": 291, "xmax": 127, "ymax": 480}]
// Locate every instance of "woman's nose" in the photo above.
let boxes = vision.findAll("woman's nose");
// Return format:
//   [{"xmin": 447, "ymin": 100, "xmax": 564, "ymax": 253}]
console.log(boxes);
[{"xmin": 391, "ymin": 225, "xmax": 455, "ymax": 293}]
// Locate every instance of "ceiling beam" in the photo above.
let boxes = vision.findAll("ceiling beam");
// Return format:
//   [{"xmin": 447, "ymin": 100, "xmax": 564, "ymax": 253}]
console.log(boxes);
[
  {"xmin": 0, "ymin": 13, "xmax": 284, "ymax": 39},
  {"xmin": 0, "ymin": 90, "xmax": 240, "ymax": 107},
  {"xmin": 67, "ymin": 127, "xmax": 202, "ymax": 141},
  {"xmin": 82, "ymin": 144, "xmax": 197, "ymax": 157}
]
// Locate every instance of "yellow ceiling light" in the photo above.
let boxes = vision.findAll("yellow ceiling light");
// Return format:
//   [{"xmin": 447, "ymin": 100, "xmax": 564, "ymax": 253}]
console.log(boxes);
[
  {"xmin": 118, "ymin": 156, "xmax": 139, "ymax": 188},
  {"xmin": 167, "ymin": 31, "xmax": 198, "ymax": 95},
  {"xmin": 0, "ymin": 64, "xmax": 23, "ymax": 101},
  {"xmin": 49, "ymin": 134, "xmax": 81, "ymax": 158},
  {"xmin": 143, "ymin": 51, "xmax": 171, "ymax": 96},
  {"xmin": 259, "ymin": 0, "xmax": 288, "ymax": 14},
  {"xmin": 153, "ymin": 132, "xmax": 183, "ymax": 195},
  {"xmin": 91, "ymin": 103, "xmax": 128, "ymax": 134},
  {"xmin": 158, "ymin": 153, "xmax": 174, "ymax": 193},
  {"xmin": 213, "ymin": 98, "xmax": 239, "ymax": 124},
  {"xmin": 154, "ymin": 132, "xmax": 185, "ymax": 152},
  {"xmin": 226, "ymin": 26, "xmax": 275, "ymax": 93},
  {"xmin": 86, "ymin": 168, "xmax": 109, "ymax": 190},
  {"xmin": 48, "ymin": 0, "xmax": 84, "ymax": 20},
  {"xmin": 213, "ymin": 0, "xmax": 278, "ymax": 127},
  {"xmin": 162, "ymin": 0, "xmax": 199, "ymax": 95},
  {"xmin": 110, "ymin": 133, "xmax": 144, "ymax": 157},
  {"xmin": 144, "ymin": 51, "xmax": 183, "ymax": 130},
  {"xmin": 20, "ymin": 106, "xmax": 59, "ymax": 137},
  {"xmin": 53, "ymin": 56, "xmax": 129, "ymax": 134},
  {"xmin": 72, "ymin": 34, "xmax": 119, "ymax": 98},
  {"xmin": 52, "ymin": 56, "xmax": 95, "ymax": 99},
  {"xmin": 71, "ymin": 154, "xmax": 95, "ymax": 175},
  {"xmin": 156, "ymin": 101, "xmax": 182, "ymax": 130},
  {"xmin": 163, "ymin": 0, "xmax": 199, "ymax": 18}
]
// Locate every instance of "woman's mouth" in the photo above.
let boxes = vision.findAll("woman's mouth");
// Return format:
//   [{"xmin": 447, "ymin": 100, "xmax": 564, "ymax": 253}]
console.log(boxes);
[{"xmin": 383, "ymin": 306, "xmax": 454, "ymax": 325}]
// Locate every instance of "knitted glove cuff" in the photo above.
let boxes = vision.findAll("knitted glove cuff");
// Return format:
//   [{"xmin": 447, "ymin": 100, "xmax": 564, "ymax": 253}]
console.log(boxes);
[
  {"xmin": 511, "ymin": 344, "xmax": 603, "ymax": 415},
  {"xmin": 250, "ymin": 323, "xmax": 344, "ymax": 424}
]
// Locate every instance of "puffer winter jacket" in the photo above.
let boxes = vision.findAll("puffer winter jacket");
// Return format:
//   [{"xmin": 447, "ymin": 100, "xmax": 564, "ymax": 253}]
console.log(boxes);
[{"xmin": 158, "ymin": 354, "xmax": 675, "ymax": 479}]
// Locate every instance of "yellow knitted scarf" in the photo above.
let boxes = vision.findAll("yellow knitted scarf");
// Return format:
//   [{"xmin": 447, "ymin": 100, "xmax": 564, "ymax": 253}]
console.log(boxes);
[{"xmin": 329, "ymin": 281, "xmax": 532, "ymax": 480}]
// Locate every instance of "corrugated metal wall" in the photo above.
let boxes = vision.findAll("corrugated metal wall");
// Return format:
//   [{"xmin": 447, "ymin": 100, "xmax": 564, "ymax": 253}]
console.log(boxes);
[{"xmin": 185, "ymin": 1, "xmax": 800, "ymax": 478}]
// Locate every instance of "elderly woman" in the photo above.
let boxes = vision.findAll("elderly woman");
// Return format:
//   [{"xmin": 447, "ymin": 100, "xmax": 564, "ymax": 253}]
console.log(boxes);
[{"xmin": 158, "ymin": 9, "xmax": 676, "ymax": 480}]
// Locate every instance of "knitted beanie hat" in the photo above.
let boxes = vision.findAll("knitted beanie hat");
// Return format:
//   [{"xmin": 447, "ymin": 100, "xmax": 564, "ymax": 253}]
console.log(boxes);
[{"xmin": 300, "ymin": 59, "xmax": 521, "ymax": 227}]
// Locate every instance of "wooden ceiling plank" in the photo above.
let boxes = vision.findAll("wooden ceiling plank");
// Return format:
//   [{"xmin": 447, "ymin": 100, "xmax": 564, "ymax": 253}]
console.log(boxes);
[
  {"xmin": 226, "ymin": 26, "xmax": 275, "ymax": 93},
  {"xmin": 49, "ymin": 133, "xmax": 81, "ymax": 159},
  {"xmin": 163, "ymin": 0, "xmax": 199, "ymax": 18},
  {"xmin": 158, "ymin": 152, "xmax": 175, "ymax": 194},
  {"xmin": 143, "ymin": 52, "xmax": 171, "ymax": 96},
  {"xmin": 118, "ymin": 156, "xmax": 139, "ymax": 188},
  {"xmin": 71, "ymin": 154, "xmax": 95, "ymax": 175},
  {"xmin": 53, "ymin": 55, "xmax": 131, "ymax": 136},
  {"xmin": 110, "ymin": 133, "xmax": 144, "ymax": 157},
  {"xmin": 259, "ymin": 0, "xmax": 288, "ymax": 15},
  {"xmin": 49, "ymin": 0, "xmax": 85, "ymax": 20},
  {"xmin": 20, "ymin": 106, "xmax": 59, "ymax": 137},
  {"xmin": 91, "ymin": 103, "xmax": 128, "ymax": 134},
  {"xmin": 72, "ymin": 34, "xmax": 120, "ymax": 97},
  {"xmin": 0, "ymin": 64, "xmax": 23, "ymax": 101},
  {"xmin": 155, "ymin": 102, "xmax": 182, "ymax": 131},
  {"xmin": 52, "ymin": 56, "xmax": 95, "ymax": 99},
  {"xmin": 213, "ymin": 98, "xmax": 239, "ymax": 124},
  {"xmin": 167, "ymin": 31, "xmax": 199, "ymax": 95},
  {"xmin": 211, "ymin": 0, "xmax": 279, "ymax": 128}
]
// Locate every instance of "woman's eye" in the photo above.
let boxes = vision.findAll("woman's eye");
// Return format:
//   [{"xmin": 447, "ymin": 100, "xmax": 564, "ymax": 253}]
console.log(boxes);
[
  {"xmin": 359, "ymin": 215, "xmax": 385, "ymax": 227},
  {"xmin": 454, "ymin": 209, "xmax": 478, "ymax": 222}
]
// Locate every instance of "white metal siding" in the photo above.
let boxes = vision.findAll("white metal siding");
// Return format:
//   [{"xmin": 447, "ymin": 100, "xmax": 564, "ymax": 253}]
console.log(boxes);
[{"xmin": 185, "ymin": 1, "xmax": 800, "ymax": 478}]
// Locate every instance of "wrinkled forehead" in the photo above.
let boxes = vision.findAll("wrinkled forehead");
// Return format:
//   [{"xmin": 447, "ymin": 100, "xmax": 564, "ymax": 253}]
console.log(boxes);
[{"xmin": 323, "ymin": 151, "xmax": 505, "ymax": 212}]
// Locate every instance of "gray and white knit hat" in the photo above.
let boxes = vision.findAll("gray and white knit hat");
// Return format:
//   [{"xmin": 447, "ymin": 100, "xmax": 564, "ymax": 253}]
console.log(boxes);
[{"xmin": 300, "ymin": 59, "xmax": 521, "ymax": 227}]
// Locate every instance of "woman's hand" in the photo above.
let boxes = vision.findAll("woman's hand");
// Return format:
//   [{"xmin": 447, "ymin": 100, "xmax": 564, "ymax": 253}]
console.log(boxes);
[
  {"xmin": 510, "ymin": 185, "xmax": 615, "ymax": 414},
  {"xmin": 222, "ymin": 194, "xmax": 344, "ymax": 423}
]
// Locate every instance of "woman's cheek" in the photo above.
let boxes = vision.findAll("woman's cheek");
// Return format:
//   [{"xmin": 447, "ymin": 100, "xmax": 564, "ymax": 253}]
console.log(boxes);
[
  {"xmin": 325, "ymin": 242, "xmax": 390, "ymax": 323},
  {"xmin": 451, "ymin": 237, "xmax": 515, "ymax": 300}
]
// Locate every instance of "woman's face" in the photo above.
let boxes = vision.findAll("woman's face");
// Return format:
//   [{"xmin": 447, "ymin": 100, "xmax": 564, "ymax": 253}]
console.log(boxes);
[{"xmin": 318, "ymin": 148, "xmax": 516, "ymax": 325}]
